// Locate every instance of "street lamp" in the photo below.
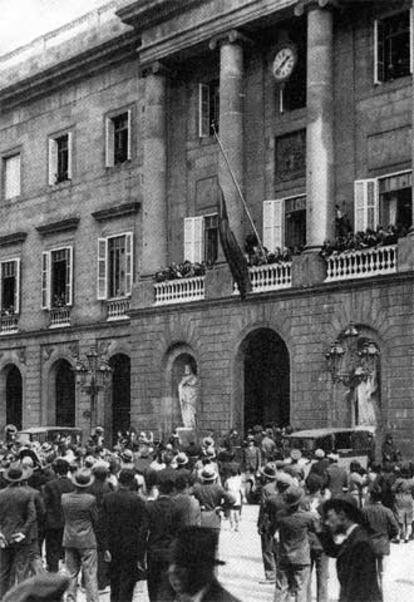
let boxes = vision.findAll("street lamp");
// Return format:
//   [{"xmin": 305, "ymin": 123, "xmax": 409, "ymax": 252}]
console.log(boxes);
[{"xmin": 74, "ymin": 346, "xmax": 113, "ymax": 430}]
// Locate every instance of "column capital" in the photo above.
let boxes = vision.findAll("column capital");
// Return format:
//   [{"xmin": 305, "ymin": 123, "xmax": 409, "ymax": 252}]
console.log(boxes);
[
  {"xmin": 294, "ymin": 0, "xmax": 339, "ymax": 17},
  {"xmin": 139, "ymin": 60, "xmax": 172, "ymax": 78},
  {"xmin": 209, "ymin": 29, "xmax": 253, "ymax": 51}
]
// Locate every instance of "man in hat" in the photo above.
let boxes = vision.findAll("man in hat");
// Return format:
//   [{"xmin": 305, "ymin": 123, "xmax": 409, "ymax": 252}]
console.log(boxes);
[
  {"xmin": 0, "ymin": 463, "xmax": 37, "ymax": 597},
  {"xmin": 192, "ymin": 466, "xmax": 235, "ymax": 532},
  {"xmin": 61, "ymin": 469, "xmax": 99, "ymax": 602},
  {"xmin": 320, "ymin": 495, "xmax": 382, "ymax": 602},
  {"xmin": 43, "ymin": 457, "xmax": 75, "ymax": 573},
  {"xmin": 257, "ymin": 462, "xmax": 278, "ymax": 584},
  {"xmin": 173, "ymin": 474, "xmax": 201, "ymax": 530},
  {"xmin": 273, "ymin": 486, "xmax": 318, "ymax": 602},
  {"xmin": 308, "ymin": 449, "xmax": 329, "ymax": 488},
  {"xmin": 103, "ymin": 468, "xmax": 148, "ymax": 602},
  {"xmin": 168, "ymin": 526, "xmax": 240, "ymax": 602},
  {"xmin": 326, "ymin": 454, "xmax": 348, "ymax": 498}
]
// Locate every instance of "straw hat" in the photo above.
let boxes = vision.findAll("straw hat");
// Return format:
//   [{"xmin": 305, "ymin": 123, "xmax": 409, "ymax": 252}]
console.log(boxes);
[
  {"xmin": 200, "ymin": 466, "xmax": 218, "ymax": 482},
  {"xmin": 4, "ymin": 464, "xmax": 32, "ymax": 483},
  {"xmin": 72, "ymin": 469, "xmax": 94, "ymax": 488}
]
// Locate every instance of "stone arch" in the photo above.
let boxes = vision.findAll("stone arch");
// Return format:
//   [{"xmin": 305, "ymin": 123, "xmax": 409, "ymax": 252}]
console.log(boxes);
[
  {"xmin": 161, "ymin": 343, "xmax": 199, "ymax": 436},
  {"xmin": 0, "ymin": 364, "xmax": 23, "ymax": 430},
  {"xmin": 233, "ymin": 326, "xmax": 291, "ymax": 434},
  {"xmin": 48, "ymin": 358, "xmax": 76, "ymax": 426}
]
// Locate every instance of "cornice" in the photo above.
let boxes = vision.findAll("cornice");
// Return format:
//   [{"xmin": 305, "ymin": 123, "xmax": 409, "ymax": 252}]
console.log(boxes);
[
  {"xmin": 117, "ymin": 0, "xmax": 206, "ymax": 31},
  {"xmin": 36, "ymin": 217, "xmax": 80, "ymax": 236},
  {"xmin": 0, "ymin": 31, "xmax": 139, "ymax": 113},
  {"xmin": 0, "ymin": 232, "xmax": 27, "ymax": 247},
  {"xmin": 136, "ymin": 0, "xmax": 297, "ymax": 66},
  {"xmin": 92, "ymin": 201, "xmax": 140, "ymax": 221}
]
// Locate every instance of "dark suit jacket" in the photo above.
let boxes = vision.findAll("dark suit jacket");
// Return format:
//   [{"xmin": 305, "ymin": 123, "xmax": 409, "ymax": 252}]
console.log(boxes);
[
  {"xmin": 202, "ymin": 579, "xmax": 241, "ymax": 602},
  {"xmin": 326, "ymin": 464, "xmax": 348, "ymax": 496},
  {"xmin": 43, "ymin": 476, "xmax": 75, "ymax": 530},
  {"xmin": 0, "ymin": 485, "xmax": 36, "ymax": 544},
  {"xmin": 62, "ymin": 491, "xmax": 98, "ymax": 549},
  {"xmin": 321, "ymin": 525, "xmax": 382, "ymax": 602},
  {"xmin": 103, "ymin": 489, "xmax": 147, "ymax": 564},
  {"xmin": 145, "ymin": 495, "xmax": 177, "ymax": 560},
  {"xmin": 172, "ymin": 493, "xmax": 201, "ymax": 529}
]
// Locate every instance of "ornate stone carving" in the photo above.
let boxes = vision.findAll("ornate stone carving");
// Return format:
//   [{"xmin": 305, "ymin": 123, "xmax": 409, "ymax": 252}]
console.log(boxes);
[
  {"xmin": 68, "ymin": 341, "xmax": 80, "ymax": 359},
  {"xmin": 209, "ymin": 29, "xmax": 253, "ymax": 51},
  {"xmin": 16, "ymin": 348, "xmax": 26, "ymax": 365},
  {"xmin": 274, "ymin": 129, "xmax": 306, "ymax": 183},
  {"xmin": 294, "ymin": 0, "xmax": 339, "ymax": 16},
  {"xmin": 42, "ymin": 345, "xmax": 55, "ymax": 362}
]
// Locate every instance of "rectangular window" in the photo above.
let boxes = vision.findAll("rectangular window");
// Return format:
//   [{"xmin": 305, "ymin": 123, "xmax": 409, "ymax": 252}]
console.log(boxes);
[
  {"xmin": 105, "ymin": 110, "xmax": 132, "ymax": 167},
  {"xmin": 96, "ymin": 233, "xmax": 133, "ymax": 300},
  {"xmin": 198, "ymin": 80, "xmax": 219, "ymax": 138},
  {"xmin": 48, "ymin": 132, "xmax": 72, "ymax": 185},
  {"xmin": 263, "ymin": 195, "xmax": 306, "ymax": 253},
  {"xmin": 4, "ymin": 154, "xmax": 21, "ymax": 199},
  {"xmin": 184, "ymin": 215, "xmax": 218, "ymax": 265},
  {"xmin": 41, "ymin": 247, "xmax": 73, "ymax": 309},
  {"xmin": 379, "ymin": 171, "xmax": 412, "ymax": 232},
  {"xmin": 375, "ymin": 10, "xmax": 412, "ymax": 83},
  {"xmin": 0, "ymin": 259, "xmax": 20, "ymax": 315}
]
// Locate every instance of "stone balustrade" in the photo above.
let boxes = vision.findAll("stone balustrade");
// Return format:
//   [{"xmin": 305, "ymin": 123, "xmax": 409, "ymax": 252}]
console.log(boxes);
[
  {"xmin": 154, "ymin": 276, "xmax": 205, "ymax": 305},
  {"xmin": 325, "ymin": 245, "xmax": 397, "ymax": 282},
  {"xmin": 49, "ymin": 306, "xmax": 71, "ymax": 328},
  {"xmin": 0, "ymin": 314, "xmax": 19, "ymax": 334},
  {"xmin": 233, "ymin": 262, "xmax": 292, "ymax": 294},
  {"xmin": 107, "ymin": 298, "xmax": 130, "ymax": 320}
]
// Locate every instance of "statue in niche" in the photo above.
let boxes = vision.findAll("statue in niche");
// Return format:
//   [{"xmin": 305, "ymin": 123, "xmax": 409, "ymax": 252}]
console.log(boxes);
[
  {"xmin": 178, "ymin": 364, "xmax": 198, "ymax": 429},
  {"xmin": 356, "ymin": 369, "xmax": 379, "ymax": 427}
]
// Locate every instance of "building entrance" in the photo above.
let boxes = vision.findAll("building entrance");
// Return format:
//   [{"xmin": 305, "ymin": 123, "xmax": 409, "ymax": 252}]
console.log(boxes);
[
  {"xmin": 242, "ymin": 328, "xmax": 290, "ymax": 431},
  {"xmin": 110, "ymin": 353, "xmax": 131, "ymax": 439},
  {"xmin": 55, "ymin": 359, "xmax": 75, "ymax": 426},
  {"xmin": 6, "ymin": 365, "xmax": 22, "ymax": 429}
]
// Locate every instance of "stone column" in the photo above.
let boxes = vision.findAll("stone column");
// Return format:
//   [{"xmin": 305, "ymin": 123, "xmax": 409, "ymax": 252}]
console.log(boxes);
[
  {"xmin": 303, "ymin": 2, "xmax": 335, "ymax": 249},
  {"xmin": 210, "ymin": 31, "xmax": 247, "ymax": 246},
  {"xmin": 141, "ymin": 62, "xmax": 168, "ymax": 276}
]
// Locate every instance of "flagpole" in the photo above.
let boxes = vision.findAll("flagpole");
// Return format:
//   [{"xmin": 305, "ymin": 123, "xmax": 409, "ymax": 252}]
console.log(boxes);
[{"xmin": 213, "ymin": 126, "xmax": 267, "ymax": 259}]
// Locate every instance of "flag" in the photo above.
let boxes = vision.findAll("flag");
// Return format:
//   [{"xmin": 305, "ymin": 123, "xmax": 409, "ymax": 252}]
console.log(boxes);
[{"xmin": 218, "ymin": 187, "xmax": 251, "ymax": 300}]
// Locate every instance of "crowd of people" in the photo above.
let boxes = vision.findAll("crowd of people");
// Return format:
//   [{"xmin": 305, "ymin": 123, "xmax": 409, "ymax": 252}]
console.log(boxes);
[{"xmin": 0, "ymin": 423, "xmax": 409, "ymax": 602}]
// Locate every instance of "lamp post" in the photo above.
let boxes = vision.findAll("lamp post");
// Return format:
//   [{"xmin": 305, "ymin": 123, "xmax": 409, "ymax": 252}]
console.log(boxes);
[
  {"xmin": 74, "ymin": 346, "xmax": 113, "ymax": 432},
  {"xmin": 325, "ymin": 323, "xmax": 380, "ymax": 426}
]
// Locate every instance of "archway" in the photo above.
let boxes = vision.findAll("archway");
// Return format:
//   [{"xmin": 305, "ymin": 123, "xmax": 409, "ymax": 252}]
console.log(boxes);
[
  {"xmin": 109, "ymin": 354, "xmax": 131, "ymax": 439},
  {"xmin": 241, "ymin": 328, "xmax": 290, "ymax": 431},
  {"xmin": 5, "ymin": 365, "xmax": 22, "ymax": 429},
  {"xmin": 55, "ymin": 359, "xmax": 75, "ymax": 426}
]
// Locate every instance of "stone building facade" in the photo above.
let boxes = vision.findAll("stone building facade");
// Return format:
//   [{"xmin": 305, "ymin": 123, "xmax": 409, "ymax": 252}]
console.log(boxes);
[{"xmin": 1, "ymin": 0, "xmax": 414, "ymax": 453}]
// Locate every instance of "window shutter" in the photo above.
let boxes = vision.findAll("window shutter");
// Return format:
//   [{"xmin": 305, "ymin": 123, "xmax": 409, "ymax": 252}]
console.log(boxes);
[
  {"xmin": 374, "ymin": 19, "xmax": 385, "ymax": 84},
  {"xmin": 127, "ymin": 109, "xmax": 132, "ymax": 160},
  {"xmin": 4, "ymin": 154, "xmax": 21, "ymax": 199},
  {"xmin": 48, "ymin": 138, "xmax": 57, "ymax": 185},
  {"xmin": 198, "ymin": 83, "xmax": 210, "ymax": 138},
  {"xmin": 410, "ymin": 8, "xmax": 414, "ymax": 74},
  {"xmin": 184, "ymin": 217, "xmax": 204, "ymax": 263},
  {"xmin": 97, "ymin": 238, "xmax": 108, "ymax": 300},
  {"xmin": 125, "ymin": 232, "xmax": 133, "ymax": 295},
  {"xmin": 65, "ymin": 247, "xmax": 73, "ymax": 306},
  {"xmin": 354, "ymin": 179, "xmax": 379, "ymax": 232},
  {"xmin": 263, "ymin": 200, "xmax": 284, "ymax": 252},
  {"xmin": 41, "ymin": 251, "xmax": 51, "ymax": 309},
  {"xmin": 67, "ymin": 132, "xmax": 73, "ymax": 180},
  {"xmin": 14, "ymin": 258, "xmax": 20, "ymax": 314},
  {"xmin": 105, "ymin": 118, "xmax": 115, "ymax": 168}
]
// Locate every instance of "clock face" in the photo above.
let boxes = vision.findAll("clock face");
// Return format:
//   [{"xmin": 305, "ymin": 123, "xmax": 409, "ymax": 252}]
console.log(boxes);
[{"xmin": 272, "ymin": 46, "xmax": 297, "ymax": 82}]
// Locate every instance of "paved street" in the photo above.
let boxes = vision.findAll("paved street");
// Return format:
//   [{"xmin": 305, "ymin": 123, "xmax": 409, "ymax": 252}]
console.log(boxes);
[{"xmin": 78, "ymin": 504, "xmax": 414, "ymax": 602}]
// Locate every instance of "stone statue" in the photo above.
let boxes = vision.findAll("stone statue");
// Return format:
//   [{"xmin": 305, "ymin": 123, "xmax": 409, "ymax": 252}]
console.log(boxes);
[{"xmin": 178, "ymin": 364, "xmax": 198, "ymax": 429}]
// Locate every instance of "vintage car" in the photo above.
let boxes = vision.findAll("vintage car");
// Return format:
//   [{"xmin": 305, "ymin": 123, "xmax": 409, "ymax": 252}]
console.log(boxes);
[
  {"xmin": 16, "ymin": 426, "xmax": 82, "ymax": 445},
  {"xmin": 282, "ymin": 426, "xmax": 376, "ymax": 469}
]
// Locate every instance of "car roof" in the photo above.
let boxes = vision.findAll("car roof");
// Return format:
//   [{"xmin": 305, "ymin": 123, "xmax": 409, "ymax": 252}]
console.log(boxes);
[{"xmin": 284, "ymin": 426, "xmax": 376, "ymax": 439}]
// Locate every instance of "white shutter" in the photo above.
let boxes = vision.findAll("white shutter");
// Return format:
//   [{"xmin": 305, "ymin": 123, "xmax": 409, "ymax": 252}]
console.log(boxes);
[
  {"xmin": 198, "ymin": 83, "xmax": 210, "ymax": 138},
  {"xmin": 41, "ymin": 251, "xmax": 51, "ymax": 309},
  {"xmin": 65, "ymin": 247, "xmax": 73, "ymax": 306},
  {"xmin": 263, "ymin": 200, "xmax": 284, "ymax": 252},
  {"xmin": 105, "ymin": 118, "xmax": 115, "ymax": 168},
  {"xmin": 48, "ymin": 138, "xmax": 57, "ymax": 185},
  {"xmin": 125, "ymin": 233, "xmax": 133, "ymax": 295},
  {"xmin": 127, "ymin": 109, "xmax": 132, "ymax": 160},
  {"xmin": 67, "ymin": 132, "xmax": 73, "ymax": 180},
  {"xmin": 184, "ymin": 217, "xmax": 204, "ymax": 263},
  {"xmin": 354, "ymin": 179, "xmax": 379, "ymax": 232},
  {"xmin": 14, "ymin": 258, "xmax": 20, "ymax": 314},
  {"xmin": 4, "ymin": 154, "xmax": 21, "ymax": 199},
  {"xmin": 97, "ymin": 238, "xmax": 108, "ymax": 300}
]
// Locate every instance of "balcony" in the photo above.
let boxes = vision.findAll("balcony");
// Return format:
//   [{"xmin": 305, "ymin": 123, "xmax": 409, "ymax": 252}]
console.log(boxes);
[
  {"xmin": 49, "ymin": 306, "xmax": 71, "ymax": 328},
  {"xmin": 325, "ymin": 245, "xmax": 397, "ymax": 282},
  {"xmin": 0, "ymin": 314, "xmax": 19, "ymax": 334},
  {"xmin": 154, "ymin": 276, "xmax": 205, "ymax": 305},
  {"xmin": 233, "ymin": 262, "xmax": 292, "ymax": 295},
  {"xmin": 107, "ymin": 298, "xmax": 130, "ymax": 320}
]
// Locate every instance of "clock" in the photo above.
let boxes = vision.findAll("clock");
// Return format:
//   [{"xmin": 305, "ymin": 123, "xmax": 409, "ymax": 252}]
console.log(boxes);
[{"xmin": 271, "ymin": 44, "xmax": 298, "ymax": 83}]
